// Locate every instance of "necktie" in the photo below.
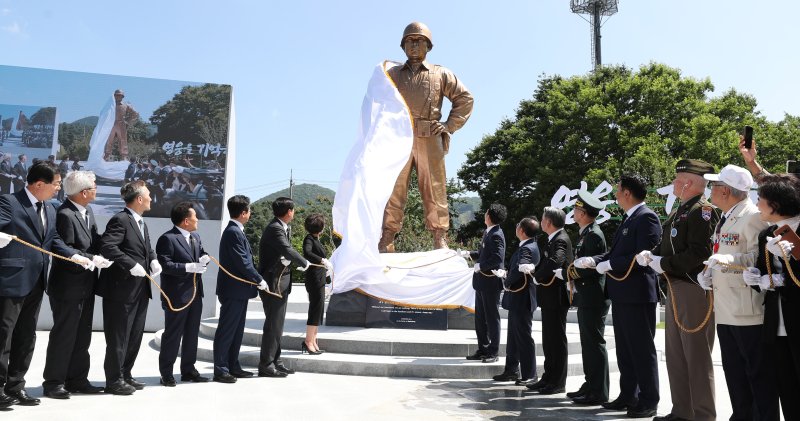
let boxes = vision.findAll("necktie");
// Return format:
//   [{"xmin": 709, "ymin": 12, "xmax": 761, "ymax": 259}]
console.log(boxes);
[
  {"xmin": 138, "ymin": 219, "xmax": 145, "ymax": 239},
  {"xmin": 713, "ymin": 214, "xmax": 727, "ymax": 253},
  {"xmin": 189, "ymin": 235, "xmax": 197, "ymax": 261},
  {"xmin": 620, "ymin": 213, "xmax": 628, "ymax": 224},
  {"xmin": 35, "ymin": 201, "xmax": 45, "ymax": 235},
  {"xmin": 84, "ymin": 211, "xmax": 90, "ymax": 229}
]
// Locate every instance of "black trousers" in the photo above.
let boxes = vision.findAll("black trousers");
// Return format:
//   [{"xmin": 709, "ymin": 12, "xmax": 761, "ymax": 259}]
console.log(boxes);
[
  {"xmin": 159, "ymin": 297, "xmax": 203, "ymax": 377},
  {"xmin": 577, "ymin": 303, "xmax": 610, "ymax": 400},
  {"xmin": 212, "ymin": 297, "xmax": 248, "ymax": 375},
  {"xmin": 474, "ymin": 289, "xmax": 501, "ymax": 357},
  {"xmin": 0, "ymin": 278, "xmax": 44, "ymax": 393},
  {"xmin": 306, "ymin": 282, "xmax": 324, "ymax": 326},
  {"xmin": 505, "ymin": 307, "xmax": 536, "ymax": 380},
  {"xmin": 102, "ymin": 294, "xmax": 149, "ymax": 383},
  {"xmin": 540, "ymin": 304, "xmax": 568, "ymax": 387},
  {"xmin": 258, "ymin": 291, "xmax": 288, "ymax": 370},
  {"xmin": 717, "ymin": 324, "xmax": 778, "ymax": 421},
  {"xmin": 773, "ymin": 336, "xmax": 800, "ymax": 420},
  {"xmin": 42, "ymin": 295, "xmax": 95, "ymax": 390},
  {"xmin": 612, "ymin": 302, "xmax": 659, "ymax": 408}
]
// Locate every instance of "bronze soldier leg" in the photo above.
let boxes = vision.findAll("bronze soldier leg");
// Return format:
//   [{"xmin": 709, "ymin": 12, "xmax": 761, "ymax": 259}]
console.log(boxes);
[
  {"xmin": 416, "ymin": 134, "xmax": 449, "ymax": 248},
  {"xmin": 380, "ymin": 152, "xmax": 416, "ymax": 252}
]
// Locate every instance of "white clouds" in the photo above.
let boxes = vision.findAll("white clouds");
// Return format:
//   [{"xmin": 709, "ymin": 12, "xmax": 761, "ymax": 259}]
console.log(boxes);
[
  {"xmin": 1, "ymin": 8, "xmax": 11, "ymax": 16},
  {"xmin": 1, "ymin": 21, "xmax": 20, "ymax": 33}
]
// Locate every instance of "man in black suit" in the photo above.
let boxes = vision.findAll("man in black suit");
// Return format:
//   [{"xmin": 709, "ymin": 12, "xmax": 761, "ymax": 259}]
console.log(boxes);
[
  {"xmin": 213, "ymin": 195, "xmax": 267, "ymax": 383},
  {"xmin": 155, "ymin": 201, "xmax": 212, "ymax": 387},
  {"xmin": 97, "ymin": 180, "xmax": 162, "ymax": 395},
  {"xmin": 463, "ymin": 203, "xmax": 507, "ymax": 363},
  {"xmin": 527, "ymin": 207, "xmax": 572, "ymax": 395},
  {"xmin": 257, "ymin": 197, "xmax": 309, "ymax": 377},
  {"xmin": 42, "ymin": 171, "xmax": 112, "ymax": 399},
  {"xmin": 0, "ymin": 163, "xmax": 93, "ymax": 407},
  {"xmin": 574, "ymin": 174, "xmax": 662, "ymax": 418},
  {"xmin": 493, "ymin": 217, "xmax": 540, "ymax": 386},
  {"xmin": 124, "ymin": 158, "xmax": 137, "ymax": 183},
  {"xmin": 11, "ymin": 153, "xmax": 26, "ymax": 192}
]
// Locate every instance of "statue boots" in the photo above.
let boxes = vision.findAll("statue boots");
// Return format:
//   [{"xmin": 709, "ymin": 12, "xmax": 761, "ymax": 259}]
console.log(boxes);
[
  {"xmin": 433, "ymin": 229, "xmax": 448, "ymax": 249},
  {"xmin": 378, "ymin": 230, "xmax": 396, "ymax": 253}
]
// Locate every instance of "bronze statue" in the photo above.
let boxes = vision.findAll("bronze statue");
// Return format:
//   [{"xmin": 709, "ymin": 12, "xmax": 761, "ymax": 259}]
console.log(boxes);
[
  {"xmin": 103, "ymin": 89, "xmax": 139, "ymax": 161},
  {"xmin": 379, "ymin": 22, "xmax": 474, "ymax": 252}
]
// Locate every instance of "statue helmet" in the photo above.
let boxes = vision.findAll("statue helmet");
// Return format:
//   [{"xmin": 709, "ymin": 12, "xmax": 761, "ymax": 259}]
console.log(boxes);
[{"xmin": 401, "ymin": 22, "xmax": 433, "ymax": 50}]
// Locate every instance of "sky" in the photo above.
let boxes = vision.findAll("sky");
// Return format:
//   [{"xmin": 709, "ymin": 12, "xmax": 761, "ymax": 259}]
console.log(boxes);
[{"xmin": 1, "ymin": 1, "xmax": 798, "ymax": 200}]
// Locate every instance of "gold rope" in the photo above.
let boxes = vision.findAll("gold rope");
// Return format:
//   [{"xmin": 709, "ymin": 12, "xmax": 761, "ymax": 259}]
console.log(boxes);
[
  {"xmin": 207, "ymin": 255, "xmax": 326, "ymax": 299},
  {"xmin": 605, "ymin": 257, "xmax": 639, "ymax": 281},
  {"xmin": 663, "ymin": 272, "xmax": 714, "ymax": 334},
  {"xmin": 353, "ymin": 287, "xmax": 475, "ymax": 314},
  {"xmin": 384, "ymin": 252, "xmax": 461, "ymax": 271},
  {"xmin": 11, "ymin": 236, "xmax": 88, "ymax": 265},
  {"xmin": 503, "ymin": 273, "xmax": 527, "ymax": 293},
  {"xmin": 764, "ymin": 243, "xmax": 800, "ymax": 288}
]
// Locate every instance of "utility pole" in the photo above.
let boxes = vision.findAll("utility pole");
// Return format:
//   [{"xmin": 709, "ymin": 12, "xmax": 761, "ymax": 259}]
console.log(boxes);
[{"xmin": 289, "ymin": 169, "xmax": 294, "ymax": 199}]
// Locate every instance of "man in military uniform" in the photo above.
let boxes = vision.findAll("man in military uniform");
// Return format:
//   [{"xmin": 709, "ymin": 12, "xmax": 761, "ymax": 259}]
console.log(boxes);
[
  {"xmin": 556, "ymin": 188, "xmax": 610, "ymax": 405},
  {"xmin": 103, "ymin": 89, "xmax": 139, "ymax": 161},
  {"xmin": 637, "ymin": 159, "xmax": 720, "ymax": 421},
  {"xmin": 378, "ymin": 22, "xmax": 474, "ymax": 252}
]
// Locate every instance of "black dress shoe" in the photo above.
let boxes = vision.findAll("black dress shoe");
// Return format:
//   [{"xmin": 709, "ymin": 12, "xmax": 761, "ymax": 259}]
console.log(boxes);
[
  {"xmin": 160, "ymin": 376, "xmax": 177, "ymax": 387},
  {"xmin": 124, "ymin": 377, "xmax": 145, "ymax": 390},
  {"xmin": 525, "ymin": 379, "xmax": 549, "ymax": 390},
  {"xmin": 7, "ymin": 390, "xmax": 39, "ymax": 406},
  {"xmin": 181, "ymin": 371, "xmax": 210, "ymax": 382},
  {"xmin": 105, "ymin": 380, "xmax": 136, "ymax": 395},
  {"xmin": 275, "ymin": 364, "xmax": 295, "ymax": 375},
  {"xmin": 538, "ymin": 385, "xmax": 565, "ymax": 395},
  {"xmin": 515, "ymin": 377, "xmax": 538, "ymax": 386},
  {"xmin": 465, "ymin": 352, "xmax": 485, "ymax": 361},
  {"xmin": 492, "ymin": 371, "xmax": 520, "ymax": 382},
  {"xmin": 44, "ymin": 386, "xmax": 71, "ymax": 400},
  {"xmin": 653, "ymin": 414, "xmax": 689, "ymax": 421},
  {"xmin": 66, "ymin": 383, "xmax": 104, "ymax": 394},
  {"xmin": 601, "ymin": 397, "xmax": 637, "ymax": 411},
  {"xmin": 566, "ymin": 383, "xmax": 589, "ymax": 398},
  {"xmin": 213, "ymin": 373, "xmax": 237, "ymax": 384},
  {"xmin": 626, "ymin": 405, "xmax": 657, "ymax": 418},
  {"xmin": 481, "ymin": 355, "xmax": 499, "ymax": 363},
  {"xmin": 0, "ymin": 392, "xmax": 18, "ymax": 408},
  {"xmin": 258, "ymin": 366, "xmax": 288, "ymax": 378},
  {"xmin": 230, "ymin": 369, "xmax": 254, "ymax": 378},
  {"xmin": 571, "ymin": 393, "xmax": 607, "ymax": 405}
]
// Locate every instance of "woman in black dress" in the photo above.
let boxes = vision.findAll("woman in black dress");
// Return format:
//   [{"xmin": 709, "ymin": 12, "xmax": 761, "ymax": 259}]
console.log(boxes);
[{"xmin": 302, "ymin": 214, "xmax": 329, "ymax": 354}]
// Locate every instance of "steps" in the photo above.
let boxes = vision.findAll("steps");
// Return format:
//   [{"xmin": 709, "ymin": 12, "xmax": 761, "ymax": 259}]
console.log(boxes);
[{"xmin": 154, "ymin": 289, "xmax": 628, "ymax": 379}]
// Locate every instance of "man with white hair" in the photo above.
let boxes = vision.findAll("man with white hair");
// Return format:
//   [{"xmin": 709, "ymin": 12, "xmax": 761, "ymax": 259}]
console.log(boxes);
[
  {"xmin": 699, "ymin": 164, "xmax": 778, "ymax": 420},
  {"xmin": 42, "ymin": 171, "xmax": 112, "ymax": 399}
]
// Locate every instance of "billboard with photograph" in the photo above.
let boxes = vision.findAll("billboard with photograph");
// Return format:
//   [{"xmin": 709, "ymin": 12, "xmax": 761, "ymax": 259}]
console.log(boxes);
[{"xmin": 0, "ymin": 65, "xmax": 232, "ymax": 219}]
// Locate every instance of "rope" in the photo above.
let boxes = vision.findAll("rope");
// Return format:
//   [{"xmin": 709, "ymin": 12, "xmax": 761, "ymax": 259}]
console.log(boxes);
[
  {"xmin": 383, "ymin": 251, "xmax": 461, "ymax": 271},
  {"xmin": 663, "ymin": 272, "xmax": 714, "ymax": 334},
  {"xmin": 764, "ymin": 243, "xmax": 800, "ymax": 288},
  {"xmin": 11, "ymin": 236, "xmax": 88, "ymax": 265},
  {"xmin": 605, "ymin": 257, "xmax": 639, "ymax": 281},
  {"xmin": 503, "ymin": 273, "xmax": 527, "ymax": 293},
  {"xmin": 208, "ymin": 255, "xmax": 326, "ymax": 299}
]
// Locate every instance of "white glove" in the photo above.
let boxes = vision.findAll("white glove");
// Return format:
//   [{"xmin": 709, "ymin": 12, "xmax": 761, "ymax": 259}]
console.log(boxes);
[
  {"xmin": 199, "ymin": 254, "xmax": 211, "ymax": 265},
  {"xmin": 697, "ymin": 268, "xmax": 713, "ymax": 291},
  {"xmin": 705, "ymin": 254, "xmax": 734, "ymax": 270},
  {"xmin": 0, "ymin": 232, "xmax": 13, "ymax": 248},
  {"xmin": 473, "ymin": 263, "xmax": 481, "ymax": 273},
  {"xmin": 71, "ymin": 254, "xmax": 95, "ymax": 271},
  {"xmin": 185, "ymin": 262, "xmax": 207, "ymax": 274},
  {"xmin": 297, "ymin": 261, "xmax": 310, "ymax": 272},
  {"xmin": 491, "ymin": 269, "xmax": 507, "ymax": 278},
  {"xmin": 767, "ymin": 236, "xmax": 795, "ymax": 258},
  {"xmin": 129, "ymin": 263, "xmax": 147, "ymax": 277},
  {"xmin": 518, "ymin": 263, "xmax": 536, "ymax": 274},
  {"xmin": 648, "ymin": 256, "xmax": 664, "ymax": 274},
  {"xmin": 92, "ymin": 255, "xmax": 113, "ymax": 269},
  {"xmin": 596, "ymin": 260, "xmax": 612, "ymax": 274},
  {"xmin": 573, "ymin": 257, "xmax": 596, "ymax": 269},
  {"xmin": 150, "ymin": 260, "xmax": 163, "ymax": 278},
  {"xmin": 257, "ymin": 280, "xmax": 269, "ymax": 291},
  {"xmin": 457, "ymin": 249, "xmax": 471, "ymax": 258},
  {"xmin": 636, "ymin": 250, "xmax": 654, "ymax": 266},
  {"xmin": 553, "ymin": 269, "xmax": 564, "ymax": 280},
  {"xmin": 321, "ymin": 258, "xmax": 334, "ymax": 277}
]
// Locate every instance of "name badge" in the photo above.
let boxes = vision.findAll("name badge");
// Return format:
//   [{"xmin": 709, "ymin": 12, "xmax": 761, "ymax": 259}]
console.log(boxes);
[{"xmin": 671, "ymin": 228, "xmax": 678, "ymax": 238}]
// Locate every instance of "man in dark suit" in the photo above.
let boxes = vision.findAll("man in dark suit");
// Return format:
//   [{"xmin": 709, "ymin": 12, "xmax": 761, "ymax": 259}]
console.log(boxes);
[
  {"xmin": 574, "ymin": 174, "xmax": 662, "ymax": 418},
  {"xmin": 124, "ymin": 158, "xmax": 137, "ymax": 183},
  {"xmin": 526, "ymin": 207, "xmax": 572, "ymax": 395},
  {"xmin": 213, "ymin": 195, "xmax": 267, "ymax": 383},
  {"xmin": 257, "ymin": 197, "xmax": 309, "ymax": 377},
  {"xmin": 463, "ymin": 203, "xmax": 507, "ymax": 363},
  {"xmin": 97, "ymin": 180, "xmax": 162, "ymax": 395},
  {"xmin": 0, "ymin": 163, "xmax": 92, "ymax": 407},
  {"xmin": 155, "ymin": 201, "xmax": 212, "ymax": 387},
  {"xmin": 11, "ymin": 153, "xmax": 26, "ymax": 192},
  {"xmin": 42, "ymin": 171, "xmax": 112, "ymax": 399},
  {"xmin": 559, "ymin": 189, "xmax": 610, "ymax": 405},
  {"xmin": 493, "ymin": 217, "xmax": 540, "ymax": 386}
]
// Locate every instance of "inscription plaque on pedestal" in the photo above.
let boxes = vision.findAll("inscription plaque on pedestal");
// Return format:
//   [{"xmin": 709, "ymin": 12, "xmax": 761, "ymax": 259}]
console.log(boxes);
[{"xmin": 365, "ymin": 296, "xmax": 448, "ymax": 330}]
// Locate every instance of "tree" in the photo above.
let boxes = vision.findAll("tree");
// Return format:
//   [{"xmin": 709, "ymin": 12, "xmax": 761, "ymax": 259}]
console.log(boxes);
[{"xmin": 457, "ymin": 62, "xmax": 794, "ymax": 248}]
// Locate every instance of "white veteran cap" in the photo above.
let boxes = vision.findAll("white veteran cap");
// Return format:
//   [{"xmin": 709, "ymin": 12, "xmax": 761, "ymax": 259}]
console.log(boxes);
[{"xmin": 704, "ymin": 164, "xmax": 754, "ymax": 192}]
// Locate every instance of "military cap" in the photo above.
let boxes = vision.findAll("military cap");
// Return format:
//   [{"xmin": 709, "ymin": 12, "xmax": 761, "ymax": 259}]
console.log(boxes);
[
  {"xmin": 575, "ymin": 188, "xmax": 605, "ymax": 216},
  {"xmin": 675, "ymin": 159, "xmax": 715, "ymax": 176}
]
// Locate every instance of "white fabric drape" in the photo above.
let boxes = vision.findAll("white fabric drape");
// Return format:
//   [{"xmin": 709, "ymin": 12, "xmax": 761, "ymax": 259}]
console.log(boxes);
[
  {"xmin": 330, "ymin": 61, "xmax": 474, "ymax": 311},
  {"xmin": 86, "ymin": 96, "xmax": 128, "ymax": 180}
]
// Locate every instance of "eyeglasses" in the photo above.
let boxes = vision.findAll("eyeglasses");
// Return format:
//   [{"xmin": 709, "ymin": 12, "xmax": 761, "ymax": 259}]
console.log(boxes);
[
  {"xmin": 83, "ymin": 187, "xmax": 97, "ymax": 191},
  {"xmin": 709, "ymin": 182, "xmax": 726, "ymax": 188}
]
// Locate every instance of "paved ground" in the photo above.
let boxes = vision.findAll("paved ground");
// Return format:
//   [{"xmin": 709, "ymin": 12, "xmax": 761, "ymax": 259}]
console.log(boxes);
[{"xmin": 0, "ymin": 325, "xmax": 747, "ymax": 421}]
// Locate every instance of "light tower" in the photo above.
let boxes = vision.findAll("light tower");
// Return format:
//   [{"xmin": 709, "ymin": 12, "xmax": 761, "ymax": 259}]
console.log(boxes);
[{"xmin": 570, "ymin": 0, "xmax": 619, "ymax": 69}]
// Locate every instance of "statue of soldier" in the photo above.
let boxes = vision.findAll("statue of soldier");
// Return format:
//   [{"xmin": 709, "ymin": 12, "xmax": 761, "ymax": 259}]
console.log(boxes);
[
  {"xmin": 378, "ymin": 22, "xmax": 474, "ymax": 252},
  {"xmin": 103, "ymin": 89, "xmax": 140, "ymax": 161}
]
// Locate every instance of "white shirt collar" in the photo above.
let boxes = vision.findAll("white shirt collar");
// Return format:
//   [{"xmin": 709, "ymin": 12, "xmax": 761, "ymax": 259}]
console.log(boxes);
[
  {"xmin": 231, "ymin": 219, "xmax": 244, "ymax": 232},
  {"xmin": 485, "ymin": 224, "xmax": 497, "ymax": 233},
  {"xmin": 278, "ymin": 218, "xmax": 289, "ymax": 232},
  {"xmin": 125, "ymin": 207, "xmax": 143, "ymax": 223},
  {"xmin": 68, "ymin": 199, "xmax": 86, "ymax": 214},
  {"xmin": 24, "ymin": 186, "xmax": 39, "ymax": 207},
  {"xmin": 626, "ymin": 202, "xmax": 646, "ymax": 217},
  {"xmin": 519, "ymin": 238, "xmax": 533, "ymax": 247},
  {"xmin": 775, "ymin": 216, "xmax": 800, "ymax": 232},
  {"xmin": 175, "ymin": 225, "xmax": 191, "ymax": 239},
  {"xmin": 548, "ymin": 228, "xmax": 564, "ymax": 241}
]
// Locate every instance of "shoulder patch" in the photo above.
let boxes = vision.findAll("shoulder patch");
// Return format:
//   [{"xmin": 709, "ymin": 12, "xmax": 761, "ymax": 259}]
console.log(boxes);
[{"xmin": 701, "ymin": 206, "xmax": 712, "ymax": 221}]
